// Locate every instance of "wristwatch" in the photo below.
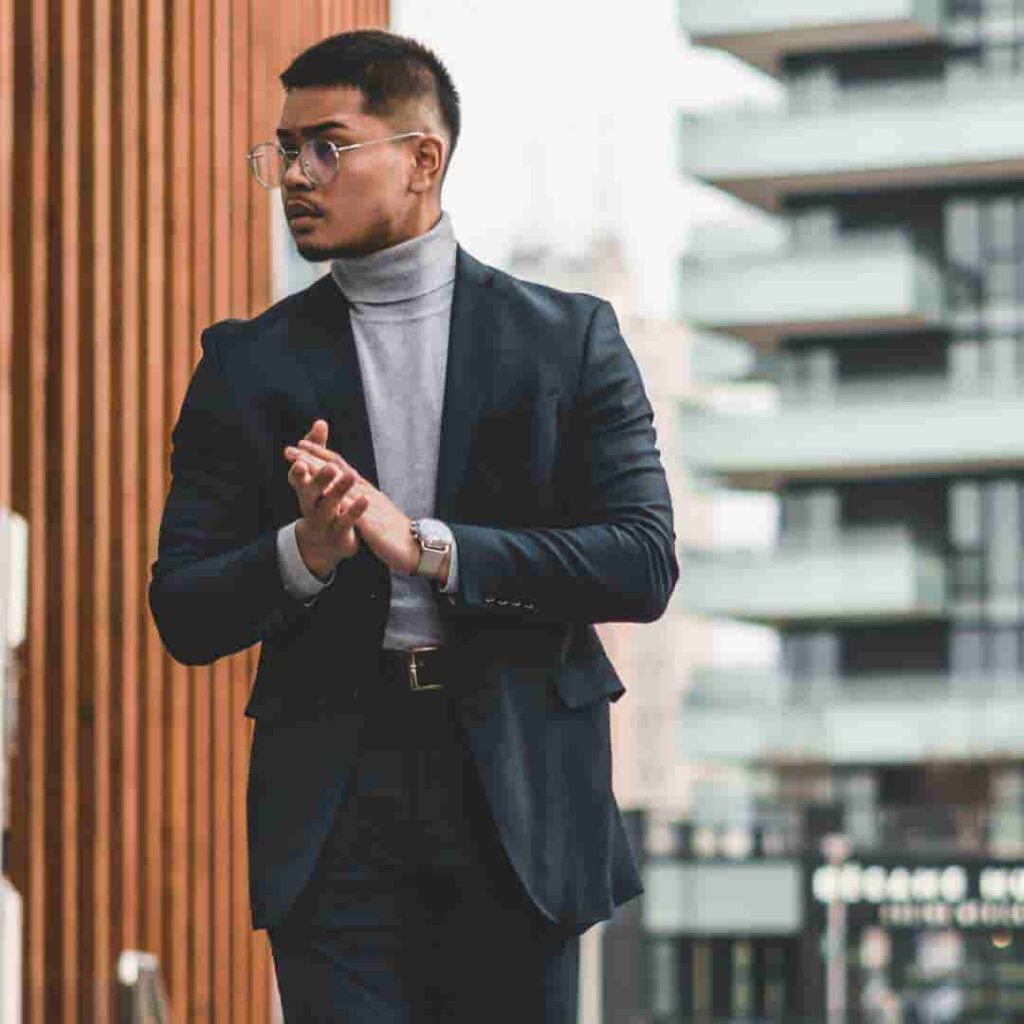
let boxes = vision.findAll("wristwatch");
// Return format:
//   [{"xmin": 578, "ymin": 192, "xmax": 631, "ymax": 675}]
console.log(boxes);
[{"xmin": 410, "ymin": 518, "xmax": 453, "ymax": 579}]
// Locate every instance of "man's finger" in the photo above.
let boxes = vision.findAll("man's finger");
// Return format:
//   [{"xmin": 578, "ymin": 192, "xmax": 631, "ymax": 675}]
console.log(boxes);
[
  {"xmin": 313, "ymin": 462, "xmax": 337, "ymax": 487},
  {"xmin": 310, "ymin": 466, "xmax": 352, "ymax": 517},
  {"xmin": 284, "ymin": 447, "xmax": 330, "ymax": 474},
  {"xmin": 305, "ymin": 418, "xmax": 329, "ymax": 445},
  {"xmin": 288, "ymin": 458, "xmax": 335, "ymax": 512},
  {"xmin": 296, "ymin": 439, "xmax": 352, "ymax": 473},
  {"xmin": 320, "ymin": 469, "xmax": 355, "ymax": 502},
  {"xmin": 332, "ymin": 493, "xmax": 369, "ymax": 529},
  {"xmin": 287, "ymin": 459, "xmax": 313, "ymax": 490}
]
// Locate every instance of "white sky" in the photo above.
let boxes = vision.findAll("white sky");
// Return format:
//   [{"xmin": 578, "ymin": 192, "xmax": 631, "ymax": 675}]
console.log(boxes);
[{"xmin": 390, "ymin": 0, "xmax": 782, "ymax": 320}]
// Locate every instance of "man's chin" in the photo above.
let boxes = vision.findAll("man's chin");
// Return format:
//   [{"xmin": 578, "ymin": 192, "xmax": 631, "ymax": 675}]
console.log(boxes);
[
  {"xmin": 292, "ymin": 238, "xmax": 335, "ymax": 262},
  {"xmin": 293, "ymin": 234, "xmax": 371, "ymax": 262}
]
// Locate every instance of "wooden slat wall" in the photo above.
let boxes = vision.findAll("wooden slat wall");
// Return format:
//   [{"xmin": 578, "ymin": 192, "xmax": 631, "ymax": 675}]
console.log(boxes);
[{"xmin": 5, "ymin": 3, "xmax": 389, "ymax": 1022}]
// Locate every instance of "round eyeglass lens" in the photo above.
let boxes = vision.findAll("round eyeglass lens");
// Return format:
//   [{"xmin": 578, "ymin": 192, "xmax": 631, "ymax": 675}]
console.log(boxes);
[
  {"xmin": 249, "ymin": 144, "xmax": 286, "ymax": 189},
  {"xmin": 300, "ymin": 138, "xmax": 340, "ymax": 187}
]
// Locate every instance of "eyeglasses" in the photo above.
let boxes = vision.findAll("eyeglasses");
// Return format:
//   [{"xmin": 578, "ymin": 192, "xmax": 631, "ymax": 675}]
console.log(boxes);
[{"xmin": 246, "ymin": 131, "xmax": 426, "ymax": 190}]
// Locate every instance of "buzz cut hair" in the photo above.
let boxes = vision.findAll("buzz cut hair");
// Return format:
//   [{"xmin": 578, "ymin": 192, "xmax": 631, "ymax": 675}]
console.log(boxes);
[{"xmin": 281, "ymin": 29, "xmax": 461, "ymax": 184}]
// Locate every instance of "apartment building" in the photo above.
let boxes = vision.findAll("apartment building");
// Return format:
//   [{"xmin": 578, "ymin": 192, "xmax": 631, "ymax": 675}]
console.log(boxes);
[{"xmin": 662, "ymin": 2, "xmax": 1024, "ymax": 1020}]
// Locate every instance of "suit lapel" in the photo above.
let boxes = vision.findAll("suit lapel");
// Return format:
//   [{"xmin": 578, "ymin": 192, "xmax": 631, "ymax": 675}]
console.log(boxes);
[
  {"xmin": 288, "ymin": 274, "xmax": 379, "ymax": 488},
  {"xmin": 434, "ymin": 246, "xmax": 500, "ymax": 521}
]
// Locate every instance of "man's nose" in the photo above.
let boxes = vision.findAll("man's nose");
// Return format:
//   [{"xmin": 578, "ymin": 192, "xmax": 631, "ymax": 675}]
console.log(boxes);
[{"xmin": 282, "ymin": 149, "xmax": 314, "ymax": 190}]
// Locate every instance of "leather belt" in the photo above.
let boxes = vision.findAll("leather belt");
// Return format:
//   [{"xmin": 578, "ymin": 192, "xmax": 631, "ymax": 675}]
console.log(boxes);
[{"xmin": 377, "ymin": 646, "xmax": 450, "ymax": 693}]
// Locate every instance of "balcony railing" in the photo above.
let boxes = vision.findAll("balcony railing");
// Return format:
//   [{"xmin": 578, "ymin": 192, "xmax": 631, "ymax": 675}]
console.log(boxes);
[
  {"xmin": 680, "ymin": 76, "xmax": 1024, "ymax": 210},
  {"xmin": 678, "ymin": 380, "xmax": 1024, "ymax": 486},
  {"xmin": 687, "ymin": 330, "xmax": 766, "ymax": 383},
  {"xmin": 676, "ymin": 527, "xmax": 945, "ymax": 624},
  {"xmin": 679, "ymin": 0, "xmax": 942, "ymax": 74},
  {"xmin": 681, "ymin": 668, "xmax": 1024, "ymax": 763},
  {"xmin": 684, "ymin": 667, "xmax": 1024, "ymax": 706},
  {"xmin": 679, "ymin": 236, "xmax": 946, "ymax": 346},
  {"xmin": 666, "ymin": 804, "xmax": 1015, "ymax": 859}
]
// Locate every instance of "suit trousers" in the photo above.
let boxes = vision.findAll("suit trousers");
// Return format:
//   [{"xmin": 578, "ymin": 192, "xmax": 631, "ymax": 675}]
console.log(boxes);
[{"xmin": 266, "ymin": 671, "xmax": 580, "ymax": 1024}]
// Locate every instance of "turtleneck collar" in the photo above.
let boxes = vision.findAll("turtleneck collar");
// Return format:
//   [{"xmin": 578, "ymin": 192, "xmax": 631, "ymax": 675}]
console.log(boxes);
[{"xmin": 329, "ymin": 210, "xmax": 457, "ymax": 305}]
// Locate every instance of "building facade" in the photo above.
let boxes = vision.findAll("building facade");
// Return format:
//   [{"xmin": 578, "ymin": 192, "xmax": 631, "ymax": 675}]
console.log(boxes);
[{"xmin": 666, "ymin": 1, "xmax": 1024, "ymax": 1020}]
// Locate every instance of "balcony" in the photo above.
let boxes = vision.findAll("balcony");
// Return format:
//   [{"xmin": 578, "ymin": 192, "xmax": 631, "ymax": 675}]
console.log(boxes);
[
  {"xmin": 680, "ymin": 78, "xmax": 1024, "ymax": 210},
  {"xmin": 662, "ymin": 806, "xmax": 1016, "ymax": 866},
  {"xmin": 679, "ymin": 238, "xmax": 945, "ymax": 347},
  {"xmin": 688, "ymin": 330, "xmax": 765, "ymax": 382},
  {"xmin": 679, "ymin": 381, "xmax": 1024, "ymax": 487},
  {"xmin": 680, "ymin": 0, "xmax": 942, "ymax": 74},
  {"xmin": 676, "ymin": 528, "xmax": 945, "ymax": 625},
  {"xmin": 644, "ymin": 859, "xmax": 803, "ymax": 935},
  {"xmin": 680, "ymin": 669, "xmax": 1024, "ymax": 763}
]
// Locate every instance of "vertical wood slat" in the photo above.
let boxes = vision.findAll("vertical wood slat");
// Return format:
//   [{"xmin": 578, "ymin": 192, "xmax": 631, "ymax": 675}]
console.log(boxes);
[
  {"xmin": 189, "ymin": 0, "xmax": 213, "ymax": 1017},
  {"xmin": 142, "ymin": 0, "xmax": 167, "ymax": 970},
  {"xmin": 0, "ymin": 0, "xmax": 9, "ymax": 518},
  {"xmin": 58, "ymin": 0, "xmax": 83, "ymax": 1004},
  {"xmin": 210, "ymin": 1, "xmax": 233, "ymax": 1020},
  {"xmin": 87, "ymin": 0, "xmax": 114, "ymax": 1015},
  {"xmin": 230, "ymin": 0, "xmax": 253, "ymax": 1019},
  {"xmin": 166, "ymin": 0, "xmax": 192, "ymax": 1017},
  {"xmin": 4, "ymin": 4, "xmax": 390, "ymax": 1022},
  {"xmin": 0, "ymin": 0, "xmax": 11, "ymax": 1006},
  {"xmin": 16, "ymin": 1, "xmax": 50, "ymax": 1020},
  {"xmin": 115, "ymin": 0, "xmax": 143, "ymax": 993},
  {"xmin": 247, "ymin": 1, "xmax": 273, "ymax": 1016}
]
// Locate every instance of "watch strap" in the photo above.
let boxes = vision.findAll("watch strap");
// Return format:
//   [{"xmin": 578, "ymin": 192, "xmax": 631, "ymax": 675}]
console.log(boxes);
[{"xmin": 411, "ymin": 519, "xmax": 453, "ymax": 578}]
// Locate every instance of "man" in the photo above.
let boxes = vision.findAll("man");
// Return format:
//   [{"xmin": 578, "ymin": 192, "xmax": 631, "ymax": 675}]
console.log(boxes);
[{"xmin": 149, "ymin": 28, "xmax": 677, "ymax": 1024}]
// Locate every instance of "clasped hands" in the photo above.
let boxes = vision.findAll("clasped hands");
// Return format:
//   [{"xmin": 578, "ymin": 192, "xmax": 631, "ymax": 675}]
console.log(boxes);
[{"xmin": 283, "ymin": 418, "xmax": 433, "ymax": 582}]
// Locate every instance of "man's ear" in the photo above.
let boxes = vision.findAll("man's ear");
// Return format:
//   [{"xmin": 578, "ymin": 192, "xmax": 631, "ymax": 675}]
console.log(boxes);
[{"xmin": 410, "ymin": 135, "xmax": 445, "ymax": 193}]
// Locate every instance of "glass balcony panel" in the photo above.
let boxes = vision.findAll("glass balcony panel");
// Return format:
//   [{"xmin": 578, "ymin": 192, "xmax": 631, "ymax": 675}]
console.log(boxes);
[
  {"xmin": 688, "ymin": 330, "xmax": 766, "ymax": 382},
  {"xmin": 677, "ymin": 528, "xmax": 945, "ymax": 624},
  {"xmin": 680, "ymin": 670, "xmax": 1024, "ymax": 763},
  {"xmin": 681, "ymin": 77, "xmax": 1024, "ymax": 210},
  {"xmin": 643, "ymin": 861, "xmax": 803, "ymax": 935},
  {"xmin": 679, "ymin": 0, "xmax": 942, "ymax": 73},
  {"xmin": 679, "ymin": 383, "xmax": 1024, "ymax": 486},
  {"xmin": 679, "ymin": 238, "xmax": 945, "ymax": 346}
]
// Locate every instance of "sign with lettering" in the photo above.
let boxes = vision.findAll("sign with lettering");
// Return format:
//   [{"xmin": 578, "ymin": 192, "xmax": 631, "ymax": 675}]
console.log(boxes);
[{"xmin": 807, "ymin": 858, "xmax": 1024, "ymax": 930}]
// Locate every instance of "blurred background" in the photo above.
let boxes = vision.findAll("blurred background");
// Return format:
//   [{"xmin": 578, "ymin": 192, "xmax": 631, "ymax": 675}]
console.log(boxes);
[{"xmin": 3, "ymin": 0, "xmax": 1024, "ymax": 1021}]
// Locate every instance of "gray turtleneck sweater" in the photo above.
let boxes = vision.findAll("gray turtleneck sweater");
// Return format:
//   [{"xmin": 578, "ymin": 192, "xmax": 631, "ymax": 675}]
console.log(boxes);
[{"xmin": 275, "ymin": 210, "xmax": 459, "ymax": 650}]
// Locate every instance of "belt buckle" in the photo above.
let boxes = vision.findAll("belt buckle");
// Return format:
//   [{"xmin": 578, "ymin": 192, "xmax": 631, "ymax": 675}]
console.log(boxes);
[{"xmin": 407, "ymin": 647, "xmax": 444, "ymax": 692}]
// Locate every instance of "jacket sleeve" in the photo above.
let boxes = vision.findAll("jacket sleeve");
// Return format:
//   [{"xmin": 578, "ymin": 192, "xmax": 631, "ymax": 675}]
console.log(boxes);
[
  {"xmin": 445, "ymin": 300, "xmax": 679, "ymax": 624},
  {"xmin": 148, "ymin": 327, "xmax": 316, "ymax": 665}
]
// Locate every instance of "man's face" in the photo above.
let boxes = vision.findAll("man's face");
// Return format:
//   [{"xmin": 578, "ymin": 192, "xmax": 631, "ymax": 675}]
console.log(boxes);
[{"xmin": 276, "ymin": 85, "xmax": 421, "ymax": 259}]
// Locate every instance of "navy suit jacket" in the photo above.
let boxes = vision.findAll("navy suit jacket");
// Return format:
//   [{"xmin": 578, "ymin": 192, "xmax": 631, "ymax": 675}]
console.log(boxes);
[{"xmin": 149, "ymin": 245, "xmax": 679, "ymax": 933}]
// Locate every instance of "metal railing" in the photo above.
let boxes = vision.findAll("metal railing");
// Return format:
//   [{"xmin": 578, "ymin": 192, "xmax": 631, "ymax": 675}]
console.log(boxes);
[
  {"xmin": 687, "ymin": 72, "xmax": 1024, "ymax": 123},
  {"xmin": 685, "ymin": 668, "xmax": 1024, "ymax": 708},
  {"xmin": 671, "ymin": 805, "xmax": 1022, "ymax": 859}
]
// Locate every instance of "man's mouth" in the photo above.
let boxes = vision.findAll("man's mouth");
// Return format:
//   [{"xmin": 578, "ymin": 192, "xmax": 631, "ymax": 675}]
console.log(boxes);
[{"xmin": 286, "ymin": 201, "xmax": 322, "ymax": 221}]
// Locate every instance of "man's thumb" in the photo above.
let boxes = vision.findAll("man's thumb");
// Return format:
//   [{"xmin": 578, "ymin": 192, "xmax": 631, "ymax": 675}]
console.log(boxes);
[{"xmin": 307, "ymin": 418, "xmax": 329, "ymax": 443}]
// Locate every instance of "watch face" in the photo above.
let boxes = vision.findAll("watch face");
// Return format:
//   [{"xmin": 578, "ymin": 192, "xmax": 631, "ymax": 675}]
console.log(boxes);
[{"xmin": 416, "ymin": 519, "xmax": 449, "ymax": 547}]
